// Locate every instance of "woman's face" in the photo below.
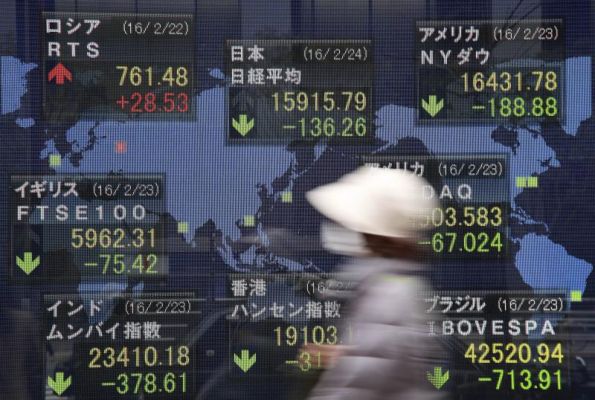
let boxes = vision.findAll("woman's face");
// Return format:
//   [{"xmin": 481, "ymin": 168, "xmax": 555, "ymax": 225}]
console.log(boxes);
[{"xmin": 320, "ymin": 221, "xmax": 370, "ymax": 256}]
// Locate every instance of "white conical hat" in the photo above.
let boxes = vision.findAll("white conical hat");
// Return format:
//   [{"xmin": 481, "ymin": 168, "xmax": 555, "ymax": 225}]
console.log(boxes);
[{"xmin": 306, "ymin": 167, "xmax": 438, "ymax": 238}]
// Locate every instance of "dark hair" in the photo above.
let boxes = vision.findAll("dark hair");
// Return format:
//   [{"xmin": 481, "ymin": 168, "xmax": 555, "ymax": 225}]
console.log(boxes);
[{"xmin": 363, "ymin": 233, "xmax": 426, "ymax": 261}]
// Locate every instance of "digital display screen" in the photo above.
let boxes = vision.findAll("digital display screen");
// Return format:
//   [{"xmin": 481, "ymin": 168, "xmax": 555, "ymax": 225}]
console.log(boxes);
[{"xmin": 0, "ymin": 1, "xmax": 594, "ymax": 399}]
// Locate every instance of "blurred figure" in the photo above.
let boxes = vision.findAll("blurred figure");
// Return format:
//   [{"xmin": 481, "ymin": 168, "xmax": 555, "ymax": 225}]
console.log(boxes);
[{"xmin": 304, "ymin": 167, "xmax": 446, "ymax": 400}]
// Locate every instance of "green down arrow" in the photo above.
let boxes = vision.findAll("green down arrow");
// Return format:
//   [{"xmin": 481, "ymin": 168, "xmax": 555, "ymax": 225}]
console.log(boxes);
[
  {"xmin": 48, "ymin": 372, "xmax": 72, "ymax": 396},
  {"xmin": 16, "ymin": 252, "xmax": 40, "ymax": 275},
  {"xmin": 234, "ymin": 349, "xmax": 256, "ymax": 372},
  {"xmin": 421, "ymin": 95, "xmax": 444, "ymax": 117},
  {"xmin": 427, "ymin": 366, "xmax": 449, "ymax": 389},
  {"xmin": 232, "ymin": 114, "xmax": 255, "ymax": 136}
]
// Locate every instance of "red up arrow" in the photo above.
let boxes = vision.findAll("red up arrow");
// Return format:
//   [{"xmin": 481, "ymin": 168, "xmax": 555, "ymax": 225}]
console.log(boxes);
[{"xmin": 48, "ymin": 63, "xmax": 72, "ymax": 85}]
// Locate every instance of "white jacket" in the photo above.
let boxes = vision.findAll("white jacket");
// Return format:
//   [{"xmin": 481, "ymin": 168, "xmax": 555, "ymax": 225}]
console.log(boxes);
[{"xmin": 308, "ymin": 257, "xmax": 447, "ymax": 400}]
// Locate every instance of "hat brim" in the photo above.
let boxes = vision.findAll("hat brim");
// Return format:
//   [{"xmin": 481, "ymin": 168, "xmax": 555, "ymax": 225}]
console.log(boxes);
[{"xmin": 306, "ymin": 180, "xmax": 410, "ymax": 238}]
